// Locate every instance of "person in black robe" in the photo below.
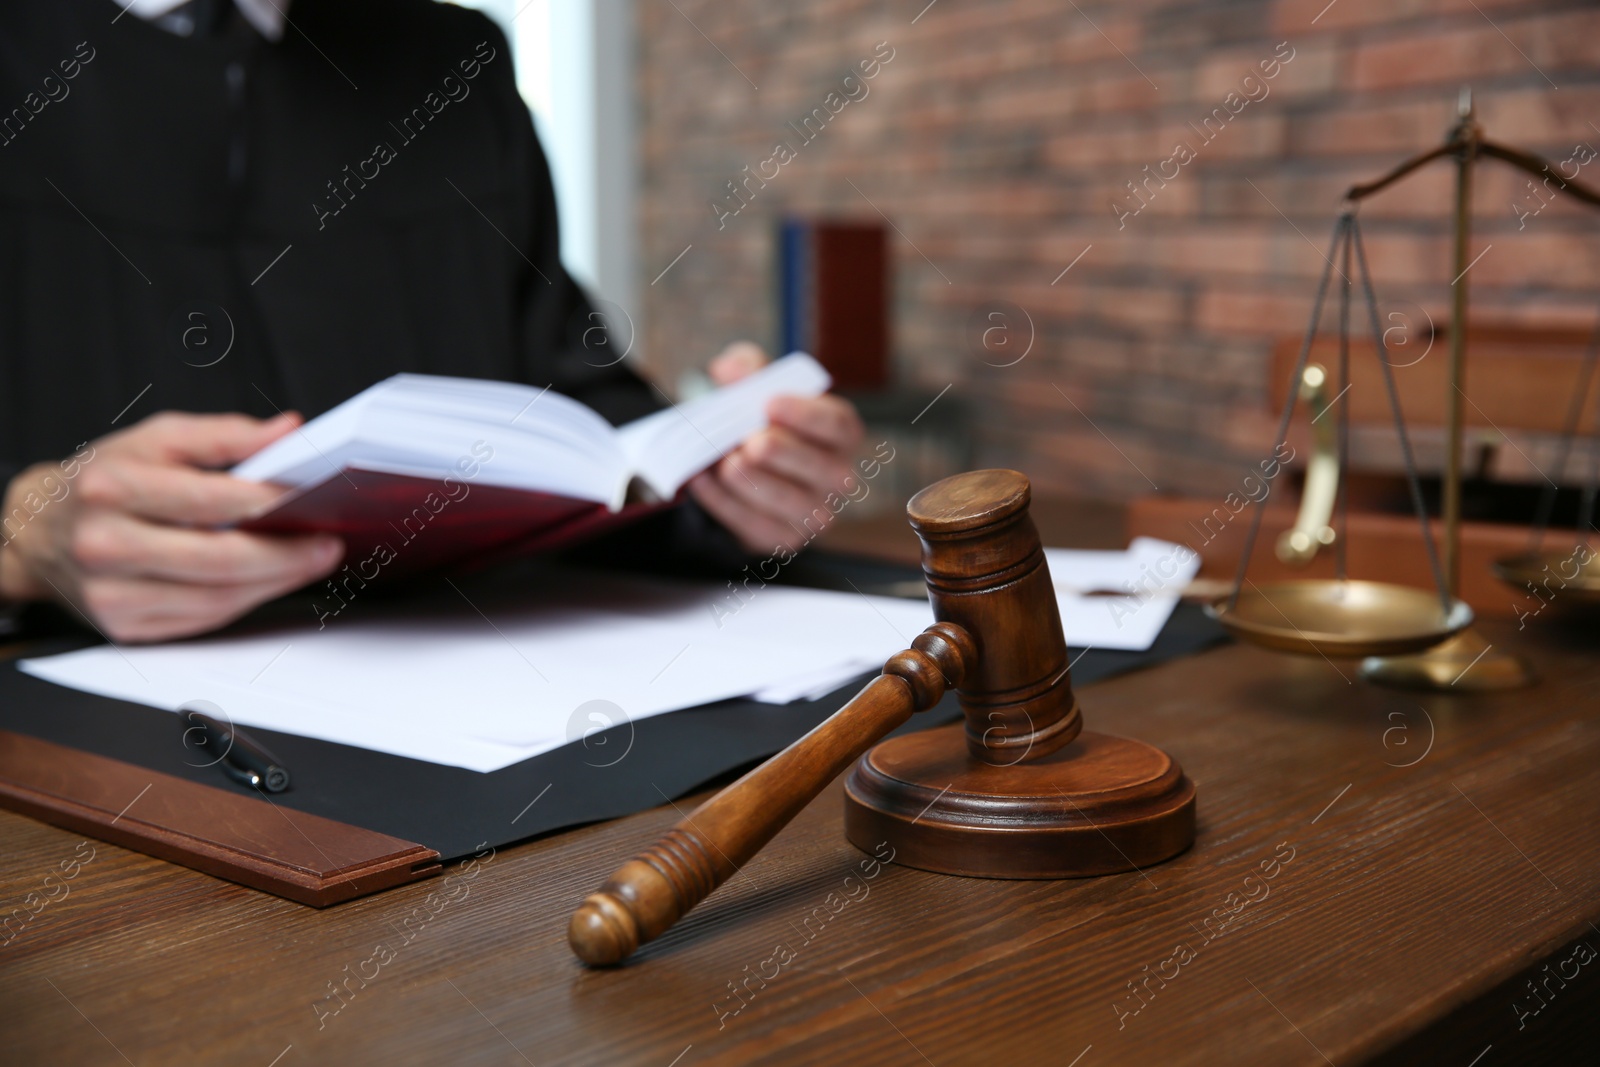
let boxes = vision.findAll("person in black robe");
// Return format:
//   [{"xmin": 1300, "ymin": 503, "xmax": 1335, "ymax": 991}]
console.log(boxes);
[{"xmin": 0, "ymin": 0, "xmax": 865, "ymax": 641}]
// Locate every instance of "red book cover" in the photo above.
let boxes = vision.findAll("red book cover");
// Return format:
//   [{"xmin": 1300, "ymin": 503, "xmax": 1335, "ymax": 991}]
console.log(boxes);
[{"xmin": 238, "ymin": 467, "xmax": 669, "ymax": 579}]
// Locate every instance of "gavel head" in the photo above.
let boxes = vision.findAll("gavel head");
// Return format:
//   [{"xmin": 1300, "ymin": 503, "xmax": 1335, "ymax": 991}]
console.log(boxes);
[{"xmin": 906, "ymin": 469, "xmax": 1079, "ymax": 764}]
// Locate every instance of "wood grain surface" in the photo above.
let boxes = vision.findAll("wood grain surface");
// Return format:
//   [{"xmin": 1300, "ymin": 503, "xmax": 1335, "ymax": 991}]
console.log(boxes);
[
  {"xmin": 1, "ymin": 613, "xmax": 1596, "ymax": 1065},
  {"xmin": 1, "ymin": 498, "xmax": 1598, "ymax": 1065}
]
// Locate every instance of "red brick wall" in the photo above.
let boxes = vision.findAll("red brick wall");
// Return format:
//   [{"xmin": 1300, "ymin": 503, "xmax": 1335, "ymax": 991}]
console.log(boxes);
[{"xmin": 635, "ymin": 0, "xmax": 1600, "ymax": 500}]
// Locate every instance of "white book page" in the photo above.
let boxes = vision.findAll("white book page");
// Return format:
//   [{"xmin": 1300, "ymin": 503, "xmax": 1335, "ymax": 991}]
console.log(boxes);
[
  {"xmin": 232, "ymin": 374, "xmax": 631, "ymax": 505},
  {"xmin": 616, "ymin": 353, "xmax": 832, "ymax": 499},
  {"xmin": 229, "ymin": 387, "xmax": 373, "ymax": 488}
]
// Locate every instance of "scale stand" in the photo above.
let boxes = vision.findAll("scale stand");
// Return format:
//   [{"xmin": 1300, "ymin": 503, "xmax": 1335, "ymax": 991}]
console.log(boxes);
[
  {"xmin": 1352, "ymin": 89, "xmax": 1600, "ymax": 689},
  {"xmin": 1359, "ymin": 91, "xmax": 1531, "ymax": 689}
]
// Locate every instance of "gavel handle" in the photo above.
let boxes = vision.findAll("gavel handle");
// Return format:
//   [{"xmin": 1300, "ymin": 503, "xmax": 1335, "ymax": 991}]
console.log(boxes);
[{"xmin": 568, "ymin": 621, "xmax": 974, "ymax": 966}]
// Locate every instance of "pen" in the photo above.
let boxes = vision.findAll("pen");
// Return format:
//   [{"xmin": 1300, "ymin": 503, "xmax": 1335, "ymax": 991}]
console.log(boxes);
[{"xmin": 180, "ymin": 708, "xmax": 292, "ymax": 793}]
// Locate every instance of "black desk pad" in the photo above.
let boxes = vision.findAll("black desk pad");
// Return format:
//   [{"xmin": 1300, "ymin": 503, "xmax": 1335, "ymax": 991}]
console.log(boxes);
[{"xmin": 0, "ymin": 555, "xmax": 1226, "ymax": 861}]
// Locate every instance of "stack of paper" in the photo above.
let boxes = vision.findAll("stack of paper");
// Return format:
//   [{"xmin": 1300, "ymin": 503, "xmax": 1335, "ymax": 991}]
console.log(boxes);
[
  {"xmin": 17, "ymin": 540, "xmax": 1195, "ymax": 774},
  {"xmin": 19, "ymin": 573, "xmax": 929, "ymax": 773}
]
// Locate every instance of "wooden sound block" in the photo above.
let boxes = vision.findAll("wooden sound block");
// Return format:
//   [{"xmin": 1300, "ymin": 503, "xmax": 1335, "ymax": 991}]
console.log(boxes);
[
  {"xmin": 0, "ymin": 730, "xmax": 440, "ymax": 907},
  {"xmin": 843, "ymin": 723, "xmax": 1195, "ymax": 879}
]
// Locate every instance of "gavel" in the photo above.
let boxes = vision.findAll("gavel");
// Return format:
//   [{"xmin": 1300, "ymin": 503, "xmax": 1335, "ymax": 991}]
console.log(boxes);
[{"xmin": 569, "ymin": 469, "xmax": 1195, "ymax": 966}]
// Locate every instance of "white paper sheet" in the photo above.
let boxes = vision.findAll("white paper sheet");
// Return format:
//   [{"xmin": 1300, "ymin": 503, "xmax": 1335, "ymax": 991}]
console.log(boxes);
[
  {"xmin": 1043, "ymin": 536, "xmax": 1200, "ymax": 653},
  {"xmin": 17, "ymin": 540, "xmax": 1194, "ymax": 772}
]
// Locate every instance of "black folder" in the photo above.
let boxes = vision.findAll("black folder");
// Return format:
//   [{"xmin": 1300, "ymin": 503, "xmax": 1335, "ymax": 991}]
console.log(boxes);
[{"xmin": 0, "ymin": 553, "xmax": 1225, "ymax": 890}]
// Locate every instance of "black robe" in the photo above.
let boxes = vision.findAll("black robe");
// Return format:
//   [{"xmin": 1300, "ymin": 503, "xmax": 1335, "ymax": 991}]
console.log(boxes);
[{"xmin": 0, "ymin": 0, "xmax": 737, "ymax": 569}]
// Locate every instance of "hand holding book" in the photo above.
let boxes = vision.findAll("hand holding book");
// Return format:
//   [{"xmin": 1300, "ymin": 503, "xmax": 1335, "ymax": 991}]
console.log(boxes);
[
  {"xmin": 0, "ymin": 412, "xmax": 345, "ymax": 643},
  {"xmin": 686, "ymin": 343, "xmax": 867, "ymax": 555}
]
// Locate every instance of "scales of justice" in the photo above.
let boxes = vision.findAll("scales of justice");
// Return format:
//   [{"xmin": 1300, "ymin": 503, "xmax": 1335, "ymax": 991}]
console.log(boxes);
[
  {"xmin": 1207, "ymin": 88, "xmax": 1600, "ymax": 688},
  {"xmin": 566, "ymin": 91, "xmax": 1600, "ymax": 966}
]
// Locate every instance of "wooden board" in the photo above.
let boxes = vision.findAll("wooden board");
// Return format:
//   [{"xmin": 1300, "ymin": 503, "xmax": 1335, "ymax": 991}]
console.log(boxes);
[{"xmin": 0, "ymin": 730, "xmax": 439, "ymax": 907}]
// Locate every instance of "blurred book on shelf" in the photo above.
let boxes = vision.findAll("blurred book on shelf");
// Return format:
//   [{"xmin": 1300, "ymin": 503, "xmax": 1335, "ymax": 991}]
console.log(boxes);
[
  {"xmin": 777, "ymin": 216, "xmax": 972, "ymax": 521},
  {"xmin": 777, "ymin": 218, "xmax": 890, "ymax": 391}
]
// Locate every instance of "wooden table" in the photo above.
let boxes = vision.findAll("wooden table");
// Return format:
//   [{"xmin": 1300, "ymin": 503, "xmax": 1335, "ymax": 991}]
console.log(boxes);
[{"xmin": 2, "ymin": 505, "xmax": 1599, "ymax": 1065}]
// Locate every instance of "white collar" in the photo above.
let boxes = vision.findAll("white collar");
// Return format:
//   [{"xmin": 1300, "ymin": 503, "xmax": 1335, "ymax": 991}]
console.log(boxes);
[{"xmin": 120, "ymin": 0, "xmax": 289, "ymax": 43}]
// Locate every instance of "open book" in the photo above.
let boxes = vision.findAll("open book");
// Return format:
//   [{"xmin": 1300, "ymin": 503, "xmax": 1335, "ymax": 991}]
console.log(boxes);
[{"xmin": 232, "ymin": 353, "xmax": 830, "ymax": 575}]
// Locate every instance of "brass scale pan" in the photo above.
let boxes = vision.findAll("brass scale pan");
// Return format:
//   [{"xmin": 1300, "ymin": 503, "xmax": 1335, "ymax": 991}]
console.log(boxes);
[{"xmin": 1205, "ymin": 211, "xmax": 1473, "ymax": 657}]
